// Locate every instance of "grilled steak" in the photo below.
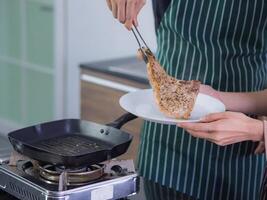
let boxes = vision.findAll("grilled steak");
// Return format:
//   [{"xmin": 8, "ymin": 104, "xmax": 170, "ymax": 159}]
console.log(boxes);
[{"xmin": 143, "ymin": 48, "xmax": 200, "ymax": 119}]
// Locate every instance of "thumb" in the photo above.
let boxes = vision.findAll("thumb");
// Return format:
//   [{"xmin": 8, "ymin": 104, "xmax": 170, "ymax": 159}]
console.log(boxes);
[
  {"xmin": 254, "ymin": 141, "xmax": 265, "ymax": 154},
  {"xmin": 133, "ymin": 16, "xmax": 138, "ymax": 26},
  {"xmin": 200, "ymin": 112, "xmax": 227, "ymax": 122}
]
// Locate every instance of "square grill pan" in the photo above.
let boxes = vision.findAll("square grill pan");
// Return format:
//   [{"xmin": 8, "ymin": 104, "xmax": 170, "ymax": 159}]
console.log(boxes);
[{"xmin": 8, "ymin": 119, "xmax": 133, "ymax": 167}]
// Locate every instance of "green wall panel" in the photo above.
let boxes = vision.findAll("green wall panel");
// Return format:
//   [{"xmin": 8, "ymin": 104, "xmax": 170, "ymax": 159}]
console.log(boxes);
[
  {"xmin": 0, "ymin": 0, "xmax": 55, "ymax": 127},
  {"xmin": 0, "ymin": 62, "xmax": 22, "ymax": 122},
  {"xmin": 0, "ymin": 0, "xmax": 21, "ymax": 59},
  {"xmin": 24, "ymin": 69, "xmax": 54, "ymax": 125},
  {"xmin": 26, "ymin": 0, "xmax": 54, "ymax": 67}
]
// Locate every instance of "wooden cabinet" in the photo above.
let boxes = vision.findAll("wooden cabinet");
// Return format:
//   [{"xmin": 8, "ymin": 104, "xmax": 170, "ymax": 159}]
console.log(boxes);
[{"xmin": 81, "ymin": 69, "xmax": 149, "ymax": 161}]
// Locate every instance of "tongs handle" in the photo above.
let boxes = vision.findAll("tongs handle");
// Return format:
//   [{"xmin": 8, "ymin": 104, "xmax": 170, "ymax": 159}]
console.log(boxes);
[
  {"xmin": 132, "ymin": 25, "xmax": 149, "ymax": 49},
  {"xmin": 131, "ymin": 25, "xmax": 150, "ymax": 64}
]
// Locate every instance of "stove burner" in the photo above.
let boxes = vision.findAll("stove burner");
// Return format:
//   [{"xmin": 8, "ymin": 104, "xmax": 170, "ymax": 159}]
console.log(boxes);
[
  {"xmin": 54, "ymin": 165, "xmax": 90, "ymax": 173},
  {"xmin": 1, "ymin": 159, "xmax": 137, "ymax": 199},
  {"xmin": 38, "ymin": 163, "xmax": 105, "ymax": 186}
]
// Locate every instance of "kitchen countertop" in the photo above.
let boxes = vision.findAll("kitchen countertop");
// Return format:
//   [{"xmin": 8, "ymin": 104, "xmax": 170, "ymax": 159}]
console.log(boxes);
[
  {"xmin": 0, "ymin": 177, "xmax": 196, "ymax": 200},
  {"xmin": 80, "ymin": 57, "xmax": 149, "ymax": 84}
]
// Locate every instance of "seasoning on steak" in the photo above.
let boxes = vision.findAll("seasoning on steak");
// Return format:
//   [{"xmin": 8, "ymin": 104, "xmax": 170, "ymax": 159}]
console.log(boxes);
[{"xmin": 142, "ymin": 48, "xmax": 201, "ymax": 119}]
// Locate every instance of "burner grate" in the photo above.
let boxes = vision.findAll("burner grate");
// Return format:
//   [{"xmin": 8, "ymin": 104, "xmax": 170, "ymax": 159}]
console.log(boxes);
[
  {"xmin": 33, "ymin": 135, "xmax": 106, "ymax": 156},
  {"xmin": 38, "ymin": 163, "xmax": 105, "ymax": 186}
]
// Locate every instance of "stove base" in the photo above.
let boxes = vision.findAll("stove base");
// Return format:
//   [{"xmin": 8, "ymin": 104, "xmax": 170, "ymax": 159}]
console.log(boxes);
[{"xmin": 0, "ymin": 164, "xmax": 138, "ymax": 200}]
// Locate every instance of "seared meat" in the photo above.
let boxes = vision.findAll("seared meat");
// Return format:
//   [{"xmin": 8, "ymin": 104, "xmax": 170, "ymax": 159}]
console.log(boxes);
[{"xmin": 143, "ymin": 48, "xmax": 200, "ymax": 119}]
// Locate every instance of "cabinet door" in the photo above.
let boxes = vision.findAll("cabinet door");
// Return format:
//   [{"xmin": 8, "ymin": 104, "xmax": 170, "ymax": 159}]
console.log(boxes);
[
  {"xmin": 0, "ymin": 0, "xmax": 21, "ymax": 59},
  {"xmin": 26, "ymin": 0, "xmax": 54, "ymax": 68},
  {"xmin": 81, "ymin": 70, "xmax": 148, "ymax": 161}
]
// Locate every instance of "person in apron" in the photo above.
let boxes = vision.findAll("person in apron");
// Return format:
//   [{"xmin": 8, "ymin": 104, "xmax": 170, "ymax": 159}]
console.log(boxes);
[
  {"xmin": 106, "ymin": 0, "xmax": 267, "ymax": 199},
  {"xmin": 178, "ymin": 89, "xmax": 267, "ymax": 199}
]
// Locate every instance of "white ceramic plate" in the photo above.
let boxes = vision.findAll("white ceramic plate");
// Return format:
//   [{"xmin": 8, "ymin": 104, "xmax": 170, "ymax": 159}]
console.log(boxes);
[{"xmin": 119, "ymin": 89, "xmax": 226, "ymax": 124}]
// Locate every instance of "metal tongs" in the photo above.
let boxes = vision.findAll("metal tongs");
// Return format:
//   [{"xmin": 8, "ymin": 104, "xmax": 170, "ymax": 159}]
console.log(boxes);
[{"xmin": 131, "ymin": 25, "xmax": 153, "ymax": 64}]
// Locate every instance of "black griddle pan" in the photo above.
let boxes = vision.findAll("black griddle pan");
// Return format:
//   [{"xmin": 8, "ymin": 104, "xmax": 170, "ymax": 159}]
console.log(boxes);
[{"xmin": 8, "ymin": 113, "xmax": 137, "ymax": 167}]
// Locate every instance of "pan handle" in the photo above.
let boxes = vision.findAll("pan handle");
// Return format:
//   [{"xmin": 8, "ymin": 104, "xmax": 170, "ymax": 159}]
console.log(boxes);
[{"xmin": 106, "ymin": 113, "xmax": 137, "ymax": 129}]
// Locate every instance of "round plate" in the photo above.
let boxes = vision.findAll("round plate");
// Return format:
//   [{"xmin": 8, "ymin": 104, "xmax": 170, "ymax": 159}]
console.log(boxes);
[{"xmin": 119, "ymin": 89, "xmax": 226, "ymax": 124}]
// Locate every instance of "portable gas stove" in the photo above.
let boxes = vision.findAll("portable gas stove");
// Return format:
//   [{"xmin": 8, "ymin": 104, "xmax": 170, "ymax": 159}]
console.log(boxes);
[{"xmin": 0, "ymin": 155, "xmax": 138, "ymax": 200}]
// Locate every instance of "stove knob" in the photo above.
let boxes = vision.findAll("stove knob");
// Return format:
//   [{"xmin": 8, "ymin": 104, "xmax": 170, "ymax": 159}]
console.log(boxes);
[{"xmin": 111, "ymin": 165, "xmax": 123, "ymax": 174}]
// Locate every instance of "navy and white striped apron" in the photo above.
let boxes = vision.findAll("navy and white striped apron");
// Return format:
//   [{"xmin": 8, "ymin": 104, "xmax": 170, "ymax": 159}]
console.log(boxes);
[{"xmin": 138, "ymin": 0, "xmax": 267, "ymax": 199}]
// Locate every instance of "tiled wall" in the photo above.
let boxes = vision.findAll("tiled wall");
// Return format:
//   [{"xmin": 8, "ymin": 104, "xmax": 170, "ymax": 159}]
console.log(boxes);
[{"xmin": 0, "ymin": 0, "xmax": 54, "ymax": 126}]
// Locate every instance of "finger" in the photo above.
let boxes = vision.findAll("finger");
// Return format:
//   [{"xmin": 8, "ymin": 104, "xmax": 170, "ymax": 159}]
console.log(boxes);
[
  {"xmin": 213, "ymin": 131, "xmax": 252, "ymax": 146},
  {"xmin": 136, "ymin": 0, "xmax": 145, "ymax": 14},
  {"xmin": 117, "ymin": 0, "xmax": 126, "ymax": 23},
  {"xmin": 126, "ymin": 0, "xmax": 135, "ymax": 20},
  {"xmin": 188, "ymin": 130, "xmax": 227, "ymax": 146},
  {"xmin": 111, "ymin": 0, "xmax": 118, "ymax": 18},
  {"xmin": 124, "ymin": 0, "xmax": 136, "ymax": 29},
  {"xmin": 106, "ymin": 0, "xmax": 112, "ymax": 10},
  {"xmin": 124, "ymin": 20, "xmax": 133, "ymax": 30},
  {"xmin": 133, "ymin": 15, "xmax": 138, "ymax": 26},
  {"xmin": 188, "ymin": 131, "xmax": 230, "ymax": 146},
  {"xmin": 254, "ymin": 142, "xmax": 265, "ymax": 154},
  {"xmin": 199, "ymin": 85, "xmax": 212, "ymax": 93},
  {"xmin": 199, "ymin": 85, "xmax": 217, "ymax": 98},
  {"xmin": 133, "ymin": 0, "xmax": 145, "ymax": 26},
  {"xmin": 186, "ymin": 130, "xmax": 237, "ymax": 146},
  {"xmin": 177, "ymin": 122, "xmax": 213, "ymax": 132},
  {"xmin": 185, "ymin": 129, "xmax": 213, "ymax": 140},
  {"xmin": 218, "ymin": 137, "xmax": 247, "ymax": 146},
  {"xmin": 200, "ymin": 112, "xmax": 232, "ymax": 122},
  {"xmin": 188, "ymin": 129, "xmax": 250, "ymax": 146}
]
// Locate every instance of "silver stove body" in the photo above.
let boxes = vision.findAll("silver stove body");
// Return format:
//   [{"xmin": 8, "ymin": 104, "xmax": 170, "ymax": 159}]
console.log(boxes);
[
  {"xmin": 0, "ymin": 162, "xmax": 138, "ymax": 200},
  {"xmin": 0, "ymin": 136, "xmax": 12, "ymax": 163}
]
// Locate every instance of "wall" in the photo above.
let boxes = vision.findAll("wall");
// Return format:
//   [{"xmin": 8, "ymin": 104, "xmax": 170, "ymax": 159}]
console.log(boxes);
[
  {"xmin": 0, "ymin": 0, "xmax": 55, "ymax": 134},
  {"xmin": 66, "ymin": 0, "xmax": 157, "ymax": 118}
]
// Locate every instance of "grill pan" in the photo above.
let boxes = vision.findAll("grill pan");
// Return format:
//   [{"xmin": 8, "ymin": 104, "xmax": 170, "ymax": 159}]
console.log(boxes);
[{"xmin": 8, "ymin": 113, "xmax": 137, "ymax": 167}]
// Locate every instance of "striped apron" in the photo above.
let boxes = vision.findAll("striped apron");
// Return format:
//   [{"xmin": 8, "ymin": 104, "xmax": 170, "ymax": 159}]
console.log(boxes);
[
  {"xmin": 138, "ymin": 0, "xmax": 267, "ymax": 199},
  {"xmin": 260, "ymin": 166, "xmax": 267, "ymax": 199}
]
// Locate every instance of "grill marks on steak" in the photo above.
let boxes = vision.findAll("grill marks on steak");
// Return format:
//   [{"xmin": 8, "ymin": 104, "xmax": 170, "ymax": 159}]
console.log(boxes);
[{"xmin": 144, "ymin": 49, "xmax": 200, "ymax": 119}]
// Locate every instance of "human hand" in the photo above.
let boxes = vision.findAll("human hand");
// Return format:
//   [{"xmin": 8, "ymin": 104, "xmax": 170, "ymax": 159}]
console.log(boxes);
[
  {"xmin": 177, "ymin": 112, "xmax": 264, "ymax": 146},
  {"xmin": 254, "ymin": 141, "xmax": 265, "ymax": 154},
  {"xmin": 199, "ymin": 84, "xmax": 221, "ymax": 101},
  {"xmin": 106, "ymin": 0, "xmax": 146, "ymax": 30}
]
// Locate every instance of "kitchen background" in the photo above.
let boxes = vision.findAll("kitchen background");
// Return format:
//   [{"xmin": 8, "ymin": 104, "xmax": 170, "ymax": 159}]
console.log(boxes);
[{"xmin": 0, "ymin": 0, "xmax": 157, "ymax": 138}]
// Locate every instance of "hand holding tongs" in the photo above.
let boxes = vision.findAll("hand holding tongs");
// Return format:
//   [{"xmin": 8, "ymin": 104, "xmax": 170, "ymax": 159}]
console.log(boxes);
[{"xmin": 131, "ymin": 25, "xmax": 153, "ymax": 64}]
